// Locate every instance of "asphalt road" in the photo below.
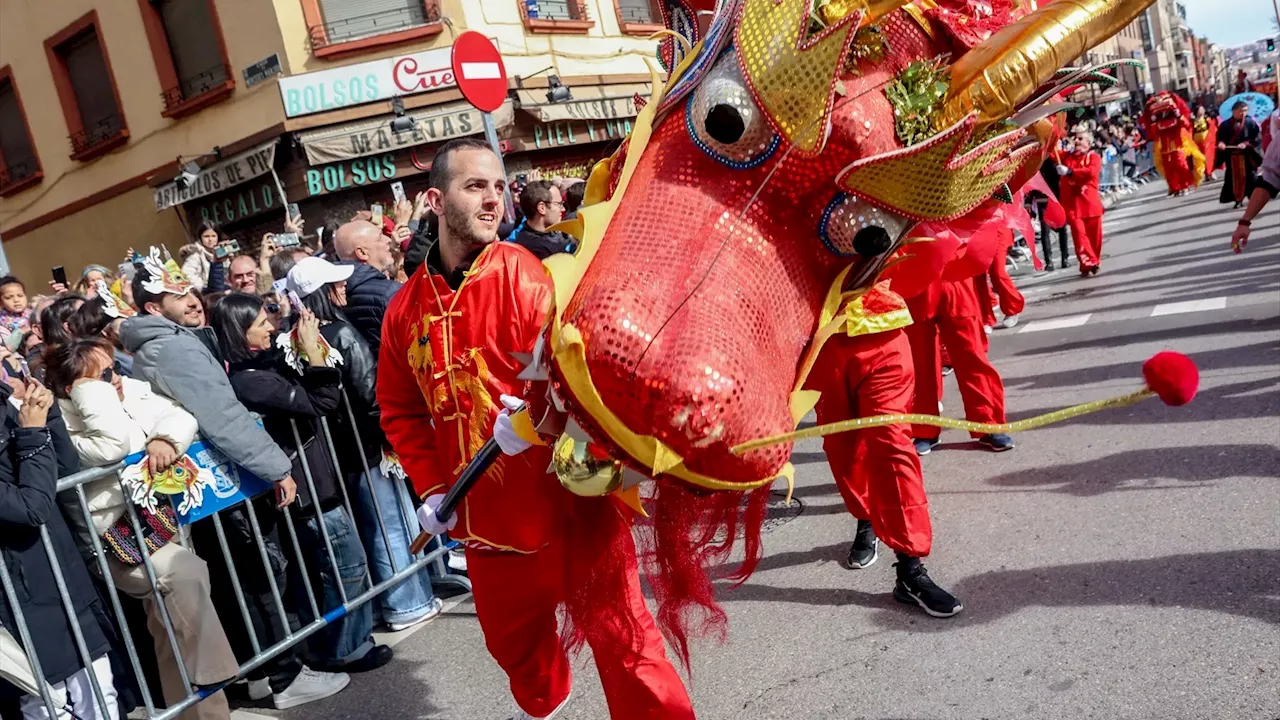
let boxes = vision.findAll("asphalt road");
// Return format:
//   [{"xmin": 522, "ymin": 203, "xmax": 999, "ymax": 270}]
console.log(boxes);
[{"xmin": 242, "ymin": 179, "xmax": 1279, "ymax": 720}]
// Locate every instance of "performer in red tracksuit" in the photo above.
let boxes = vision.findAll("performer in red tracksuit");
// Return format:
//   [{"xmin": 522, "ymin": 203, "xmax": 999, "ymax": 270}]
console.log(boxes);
[
  {"xmin": 378, "ymin": 138, "xmax": 693, "ymax": 720},
  {"xmin": 974, "ymin": 225, "xmax": 1025, "ymax": 329},
  {"xmin": 805, "ymin": 284, "xmax": 963, "ymax": 618},
  {"xmin": 1057, "ymin": 129, "xmax": 1105, "ymax": 276},
  {"xmin": 905, "ymin": 277, "xmax": 1013, "ymax": 454}
]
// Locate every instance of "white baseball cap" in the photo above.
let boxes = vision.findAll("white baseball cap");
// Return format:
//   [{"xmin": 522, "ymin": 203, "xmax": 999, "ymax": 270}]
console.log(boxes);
[{"xmin": 286, "ymin": 256, "xmax": 353, "ymax": 299}]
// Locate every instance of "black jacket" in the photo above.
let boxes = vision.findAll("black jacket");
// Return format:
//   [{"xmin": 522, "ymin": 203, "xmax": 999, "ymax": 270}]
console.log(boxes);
[
  {"xmin": 319, "ymin": 321, "xmax": 383, "ymax": 475},
  {"xmin": 512, "ymin": 226, "xmax": 575, "ymax": 260},
  {"xmin": 339, "ymin": 262, "xmax": 401, "ymax": 360},
  {"xmin": 0, "ymin": 393, "xmax": 113, "ymax": 686},
  {"xmin": 226, "ymin": 350, "xmax": 344, "ymax": 514}
]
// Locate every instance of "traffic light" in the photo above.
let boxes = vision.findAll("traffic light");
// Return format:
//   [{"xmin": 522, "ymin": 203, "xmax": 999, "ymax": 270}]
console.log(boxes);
[{"xmin": 1269, "ymin": 37, "xmax": 1276, "ymax": 52}]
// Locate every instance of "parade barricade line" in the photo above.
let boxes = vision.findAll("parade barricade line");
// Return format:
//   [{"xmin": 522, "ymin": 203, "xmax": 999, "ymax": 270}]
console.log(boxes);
[{"xmin": 2, "ymin": 389, "xmax": 459, "ymax": 720}]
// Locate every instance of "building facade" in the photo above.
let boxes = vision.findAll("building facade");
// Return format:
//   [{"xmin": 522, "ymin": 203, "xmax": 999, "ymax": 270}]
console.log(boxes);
[{"xmin": 0, "ymin": 0, "xmax": 670, "ymax": 282}]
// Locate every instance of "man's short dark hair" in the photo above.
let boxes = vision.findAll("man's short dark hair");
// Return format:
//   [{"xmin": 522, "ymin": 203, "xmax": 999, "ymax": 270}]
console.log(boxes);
[
  {"xmin": 1232, "ymin": 101, "xmax": 1248, "ymax": 112},
  {"xmin": 564, "ymin": 181, "xmax": 586, "ymax": 214},
  {"xmin": 132, "ymin": 267, "xmax": 162, "ymax": 315},
  {"xmin": 429, "ymin": 137, "xmax": 497, "ymax": 191},
  {"xmin": 519, "ymin": 180, "xmax": 555, "ymax": 219}
]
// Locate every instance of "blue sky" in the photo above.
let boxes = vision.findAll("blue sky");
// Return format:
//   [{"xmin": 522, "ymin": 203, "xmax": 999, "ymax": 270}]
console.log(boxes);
[{"xmin": 1181, "ymin": 0, "xmax": 1275, "ymax": 48}]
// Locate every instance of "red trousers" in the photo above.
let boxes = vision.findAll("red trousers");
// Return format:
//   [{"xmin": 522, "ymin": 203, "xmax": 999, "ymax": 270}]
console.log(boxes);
[
  {"xmin": 975, "ymin": 230, "xmax": 1026, "ymax": 327},
  {"xmin": 468, "ymin": 531, "xmax": 694, "ymax": 719},
  {"xmin": 906, "ymin": 280, "xmax": 1008, "ymax": 440},
  {"xmin": 807, "ymin": 330, "xmax": 932, "ymax": 557},
  {"xmin": 1161, "ymin": 148, "xmax": 1196, "ymax": 194},
  {"xmin": 1067, "ymin": 215, "xmax": 1103, "ymax": 270}
]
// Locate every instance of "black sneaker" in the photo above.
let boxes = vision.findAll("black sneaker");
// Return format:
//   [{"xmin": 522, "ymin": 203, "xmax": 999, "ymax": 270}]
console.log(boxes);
[
  {"xmin": 847, "ymin": 520, "xmax": 879, "ymax": 569},
  {"xmin": 893, "ymin": 558, "xmax": 963, "ymax": 618},
  {"xmin": 913, "ymin": 437, "xmax": 941, "ymax": 456},
  {"xmin": 979, "ymin": 433, "xmax": 1015, "ymax": 452}
]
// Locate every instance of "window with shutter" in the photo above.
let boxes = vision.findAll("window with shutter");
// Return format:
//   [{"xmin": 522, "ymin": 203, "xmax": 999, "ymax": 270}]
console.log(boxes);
[
  {"xmin": 527, "ymin": 0, "xmax": 582, "ymax": 20},
  {"xmin": 59, "ymin": 29, "xmax": 125, "ymax": 152},
  {"xmin": 614, "ymin": 0, "xmax": 658, "ymax": 24},
  {"xmin": 46, "ymin": 13, "xmax": 129, "ymax": 161},
  {"xmin": 155, "ymin": 0, "xmax": 229, "ymax": 104},
  {"xmin": 521, "ymin": 0, "xmax": 593, "ymax": 32},
  {"xmin": 315, "ymin": 0, "xmax": 433, "ymax": 45},
  {"xmin": 0, "ymin": 72, "xmax": 42, "ymax": 194}
]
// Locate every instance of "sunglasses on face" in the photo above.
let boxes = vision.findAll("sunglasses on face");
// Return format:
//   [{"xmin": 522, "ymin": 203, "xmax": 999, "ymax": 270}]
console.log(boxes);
[{"xmin": 100, "ymin": 367, "xmax": 115, "ymax": 383}]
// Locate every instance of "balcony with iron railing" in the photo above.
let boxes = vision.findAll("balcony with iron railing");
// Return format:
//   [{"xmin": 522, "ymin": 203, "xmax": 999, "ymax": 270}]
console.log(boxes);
[
  {"xmin": 68, "ymin": 113, "xmax": 128, "ymax": 162},
  {"xmin": 0, "ymin": 155, "xmax": 42, "ymax": 196},
  {"xmin": 308, "ymin": 1, "xmax": 444, "ymax": 58},
  {"xmin": 161, "ymin": 62, "xmax": 234, "ymax": 119},
  {"xmin": 522, "ymin": 0, "xmax": 594, "ymax": 33}
]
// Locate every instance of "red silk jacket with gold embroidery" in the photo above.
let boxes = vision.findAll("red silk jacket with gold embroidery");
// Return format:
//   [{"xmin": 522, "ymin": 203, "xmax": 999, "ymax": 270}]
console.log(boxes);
[{"xmin": 378, "ymin": 242, "xmax": 564, "ymax": 553}]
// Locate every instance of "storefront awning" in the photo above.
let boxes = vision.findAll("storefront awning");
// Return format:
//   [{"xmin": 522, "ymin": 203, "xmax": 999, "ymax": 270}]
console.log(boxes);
[
  {"xmin": 515, "ymin": 83, "xmax": 651, "ymax": 123},
  {"xmin": 153, "ymin": 139, "xmax": 280, "ymax": 212},
  {"xmin": 297, "ymin": 99, "xmax": 514, "ymax": 166}
]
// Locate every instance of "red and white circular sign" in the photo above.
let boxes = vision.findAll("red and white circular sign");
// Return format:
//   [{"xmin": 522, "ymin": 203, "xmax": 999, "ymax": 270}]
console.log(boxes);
[{"xmin": 451, "ymin": 31, "xmax": 508, "ymax": 113}]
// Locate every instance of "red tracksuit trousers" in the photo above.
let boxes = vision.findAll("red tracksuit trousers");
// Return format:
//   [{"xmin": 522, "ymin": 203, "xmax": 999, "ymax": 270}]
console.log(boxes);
[
  {"xmin": 1067, "ymin": 215, "xmax": 1103, "ymax": 270},
  {"xmin": 807, "ymin": 329, "xmax": 932, "ymax": 557},
  {"xmin": 976, "ymin": 228, "xmax": 1026, "ymax": 327},
  {"xmin": 906, "ymin": 280, "xmax": 1008, "ymax": 440},
  {"xmin": 467, "ymin": 530, "xmax": 694, "ymax": 720}
]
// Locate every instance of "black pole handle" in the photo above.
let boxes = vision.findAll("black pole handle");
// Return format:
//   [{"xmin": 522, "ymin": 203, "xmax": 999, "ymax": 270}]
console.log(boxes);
[{"xmin": 409, "ymin": 402, "xmax": 524, "ymax": 553}]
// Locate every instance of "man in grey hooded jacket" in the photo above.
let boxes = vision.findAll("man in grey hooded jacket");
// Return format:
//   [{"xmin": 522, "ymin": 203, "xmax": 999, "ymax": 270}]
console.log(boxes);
[{"xmin": 119, "ymin": 278, "xmax": 297, "ymax": 504}]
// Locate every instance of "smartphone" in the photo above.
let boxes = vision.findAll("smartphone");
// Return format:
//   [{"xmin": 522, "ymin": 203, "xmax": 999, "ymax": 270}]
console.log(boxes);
[
  {"xmin": 287, "ymin": 202, "xmax": 300, "ymax": 220},
  {"xmin": 51, "ymin": 266, "xmax": 67, "ymax": 288},
  {"xmin": 370, "ymin": 203, "xmax": 384, "ymax": 227},
  {"xmin": 391, "ymin": 181, "xmax": 406, "ymax": 204},
  {"xmin": 215, "ymin": 239, "xmax": 240, "ymax": 259},
  {"xmin": 17, "ymin": 359, "xmax": 30, "ymax": 383},
  {"xmin": 275, "ymin": 232, "xmax": 301, "ymax": 248}
]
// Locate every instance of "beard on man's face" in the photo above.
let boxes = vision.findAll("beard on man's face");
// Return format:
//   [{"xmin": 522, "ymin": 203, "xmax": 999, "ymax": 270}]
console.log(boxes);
[{"xmin": 443, "ymin": 201, "xmax": 497, "ymax": 252}]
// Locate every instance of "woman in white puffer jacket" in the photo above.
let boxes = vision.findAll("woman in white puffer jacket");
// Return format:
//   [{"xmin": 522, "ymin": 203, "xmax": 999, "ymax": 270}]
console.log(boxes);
[{"xmin": 46, "ymin": 337, "xmax": 239, "ymax": 720}]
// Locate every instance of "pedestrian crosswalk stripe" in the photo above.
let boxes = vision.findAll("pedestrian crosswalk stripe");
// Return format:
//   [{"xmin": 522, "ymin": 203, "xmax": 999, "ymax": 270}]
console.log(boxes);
[
  {"xmin": 1150, "ymin": 297, "xmax": 1227, "ymax": 317},
  {"xmin": 1018, "ymin": 314, "xmax": 1092, "ymax": 333}
]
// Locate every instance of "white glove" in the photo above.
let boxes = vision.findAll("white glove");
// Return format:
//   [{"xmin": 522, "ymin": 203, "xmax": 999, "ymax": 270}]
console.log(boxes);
[
  {"xmin": 1056, "ymin": 165, "xmax": 1071, "ymax": 175},
  {"xmin": 416, "ymin": 494, "xmax": 457, "ymax": 536},
  {"xmin": 492, "ymin": 394, "xmax": 532, "ymax": 456}
]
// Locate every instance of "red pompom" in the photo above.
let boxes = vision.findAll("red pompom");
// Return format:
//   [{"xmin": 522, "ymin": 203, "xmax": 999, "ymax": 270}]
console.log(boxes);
[{"xmin": 1142, "ymin": 351, "xmax": 1199, "ymax": 406}]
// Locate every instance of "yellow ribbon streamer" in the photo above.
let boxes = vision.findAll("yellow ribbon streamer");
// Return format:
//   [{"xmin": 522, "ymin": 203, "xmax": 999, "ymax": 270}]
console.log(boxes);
[{"xmin": 732, "ymin": 388, "xmax": 1155, "ymax": 455}]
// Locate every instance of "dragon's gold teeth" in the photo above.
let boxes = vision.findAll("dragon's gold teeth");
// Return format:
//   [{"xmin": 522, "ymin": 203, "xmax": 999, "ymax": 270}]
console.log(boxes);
[
  {"xmin": 737, "ymin": 0, "xmax": 862, "ymax": 154},
  {"xmin": 836, "ymin": 113, "xmax": 1037, "ymax": 222},
  {"xmin": 940, "ymin": 0, "xmax": 1159, "ymax": 129}
]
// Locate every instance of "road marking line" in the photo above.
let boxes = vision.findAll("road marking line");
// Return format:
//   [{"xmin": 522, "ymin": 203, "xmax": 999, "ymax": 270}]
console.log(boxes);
[
  {"xmin": 1150, "ymin": 297, "xmax": 1227, "ymax": 316},
  {"xmin": 460, "ymin": 61, "xmax": 501, "ymax": 79},
  {"xmin": 1018, "ymin": 314, "xmax": 1092, "ymax": 333},
  {"xmin": 231, "ymin": 712, "xmax": 277, "ymax": 720}
]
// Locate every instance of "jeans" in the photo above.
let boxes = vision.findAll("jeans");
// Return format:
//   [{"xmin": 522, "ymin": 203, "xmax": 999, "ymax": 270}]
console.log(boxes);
[
  {"xmin": 19, "ymin": 656, "xmax": 118, "ymax": 720},
  {"xmin": 296, "ymin": 506, "xmax": 374, "ymax": 665},
  {"xmin": 350, "ymin": 468, "xmax": 436, "ymax": 626}
]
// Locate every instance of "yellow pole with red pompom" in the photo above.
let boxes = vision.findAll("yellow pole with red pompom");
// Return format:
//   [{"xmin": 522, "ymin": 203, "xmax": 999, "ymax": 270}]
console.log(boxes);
[{"xmin": 733, "ymin": 352, "xmax": 1200, "ymax": 455}]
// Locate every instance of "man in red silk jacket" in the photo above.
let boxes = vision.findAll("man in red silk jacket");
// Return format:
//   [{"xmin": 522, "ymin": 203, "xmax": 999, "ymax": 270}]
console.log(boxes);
[
  {"xmin": 377, "ymin": 138, "xmax": 693, "ymax": 720},
  {"xmin": 1057, "ymin": 130, "xmax": 1106, "ymax": 276}
]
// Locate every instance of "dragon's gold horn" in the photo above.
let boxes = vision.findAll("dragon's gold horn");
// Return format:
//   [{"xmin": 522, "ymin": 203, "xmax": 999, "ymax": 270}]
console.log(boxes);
[
  {"xmin": 817, "ymin": 0, "xmax": 912, "ymax": 26},
  {"xmin": 940, "ymin": 0, "xmax": 1157, "ymax": 129}
]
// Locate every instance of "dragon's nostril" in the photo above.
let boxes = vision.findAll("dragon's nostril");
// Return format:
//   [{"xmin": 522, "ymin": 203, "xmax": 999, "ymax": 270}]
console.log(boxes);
[
  {"xmin": 705, "ymin": 103, "xmax": 745, "ymax": 144},
  {"xmin": 853, "ymin": 226, "xmax": 893, "ymax": 257}
]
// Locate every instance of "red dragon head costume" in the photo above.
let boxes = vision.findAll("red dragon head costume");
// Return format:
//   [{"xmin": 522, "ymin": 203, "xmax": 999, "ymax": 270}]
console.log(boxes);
[{"xmin": 527, "ymin": 0, "xmax": 1158, "ymax": 663}]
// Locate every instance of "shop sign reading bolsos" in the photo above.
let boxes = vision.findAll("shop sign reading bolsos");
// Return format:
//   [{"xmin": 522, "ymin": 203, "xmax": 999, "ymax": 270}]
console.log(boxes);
[
  {"xmin": 305, "ymin": 154, "xmax": 400, "ymax": 197},
  {"xmin": 278, "ymin": 46, "xmax": 457, "ymax": 118}
]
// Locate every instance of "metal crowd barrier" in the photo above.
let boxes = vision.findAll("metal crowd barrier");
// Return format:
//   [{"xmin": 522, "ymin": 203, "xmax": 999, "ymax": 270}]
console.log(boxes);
[
  {"xmin": 1099, "ymin": 146, "xmax": 1155, "ymax": 197},
  {"xmin": 0, "ymin": 389, "xmax": 466, "ymax": 719}
]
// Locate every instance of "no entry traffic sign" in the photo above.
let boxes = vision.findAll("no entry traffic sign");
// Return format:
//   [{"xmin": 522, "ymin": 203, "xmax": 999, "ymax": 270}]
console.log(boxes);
[{"xmin": 451, "ymin": 32, "xmax": 508, "ymax": 113}]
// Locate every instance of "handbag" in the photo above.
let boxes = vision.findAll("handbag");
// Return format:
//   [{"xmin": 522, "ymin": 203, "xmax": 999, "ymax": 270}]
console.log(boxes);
[{"xmin": 101, "ymin": 505, "xmax": 177, "ymax": 566}]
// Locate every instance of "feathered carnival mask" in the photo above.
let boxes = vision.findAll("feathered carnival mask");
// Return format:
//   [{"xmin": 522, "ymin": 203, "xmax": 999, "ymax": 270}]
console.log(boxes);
[
  {"xmin": 95, "ymin": 280, "xmax": 135, "ymax": 319},
  {"xmin": 139, "ymin": 246, "xmax": 194, "ymax": 297}
]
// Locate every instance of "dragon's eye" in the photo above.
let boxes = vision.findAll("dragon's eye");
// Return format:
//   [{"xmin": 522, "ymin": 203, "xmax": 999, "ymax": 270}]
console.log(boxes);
[{"xmin": 686, "ymin": 48, "xmax": 779, "ymax": 169}]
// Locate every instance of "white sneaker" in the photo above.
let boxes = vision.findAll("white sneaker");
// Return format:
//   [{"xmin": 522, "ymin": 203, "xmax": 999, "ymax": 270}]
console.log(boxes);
[
  {"xmin": 447, "ymin": 547, "xmax": 467, "ymax": 573},
  {"xmin": 247, "ymin": 677, "xmax": 271, "ymax": 701},
  {"xmin": 388, "ymin": 597, "xmax": 444, "ymax": 632},
  {"xmin": 514, "ymin": 692, "xmax": 570, "ymax": 720},
  {"xmin": 1001, "ymin": 314, "xmax": 1019, "ymax": 329},
  {"xmin": 272, "ymin": 666, "xmax": 350, "ymax": 710}
]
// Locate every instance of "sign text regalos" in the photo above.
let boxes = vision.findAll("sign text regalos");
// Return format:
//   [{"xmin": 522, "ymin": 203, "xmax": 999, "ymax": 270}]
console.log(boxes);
[{"xmin": 278, "ymin": 46, "xmax": 457, "ymax": 118}]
